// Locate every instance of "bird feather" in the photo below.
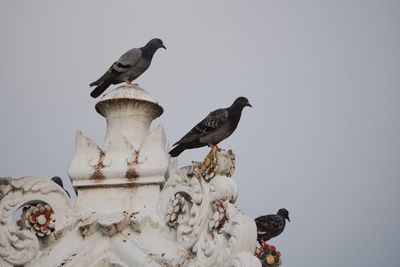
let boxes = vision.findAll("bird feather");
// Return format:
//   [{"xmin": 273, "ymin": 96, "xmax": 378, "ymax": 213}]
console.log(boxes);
[
  {"xmin": 110, "ymin": 48, "xmax": 141, "ymax": 74},
  {"xmin": 173, "ymin": 109, "xmax": 228, "ymax": 146}
]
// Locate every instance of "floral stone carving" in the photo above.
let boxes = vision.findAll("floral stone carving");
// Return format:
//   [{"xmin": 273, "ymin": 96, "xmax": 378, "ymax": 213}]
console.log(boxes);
[
  {"xmin": 0, "ymin": 176, "xmax": 73, "ymax": 267},
  {"xmin": 157, "ymin": 149, "xmax": 260, "ymax": 267},
  {"xmin": 208, "ymin": 199, "xmax": 230, "ymax": 232},
  {"xmin": 165, "ymin": 193, "xmax": 186, "ymax": 227},
  {"xmin": 17, "ymin": 203, "xmax": 56, "ymax": 237},
  {"xmin": 256, "ymin": 242, "xmax": 282, "ymax": 267}
]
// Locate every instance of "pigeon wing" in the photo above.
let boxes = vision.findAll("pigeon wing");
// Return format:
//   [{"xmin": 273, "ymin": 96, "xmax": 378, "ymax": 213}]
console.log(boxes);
[
  {"xmin": 90, "ymin": 48, "xmax": 142, "ymax": 86},
  {"xmin": 173, "ymin": 108, "xmax": 229, "ymax": 146},
  {"xmin": 109, "ymin": 48, "xmax": 142, "ymax": 74},
  {"xmin": 255, "ymin": 215, "xmax": 283, "ymax": 235}
]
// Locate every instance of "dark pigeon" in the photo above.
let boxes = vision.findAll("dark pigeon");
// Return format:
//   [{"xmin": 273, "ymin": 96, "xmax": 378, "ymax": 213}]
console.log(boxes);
[
  {"xmin": 51, "ymin": 176, "xmax": 71, "ymax": 198},
  {"xmin": 255, "ymin": 208, "xmax": 290, "ymax": 244},
  {"xmin": 169, "ymin": 97, "xmax": 252, "ymax": 157},
  {"xmin": 90, "ymin": 38, "xmax": 166, "ymax": 98}
]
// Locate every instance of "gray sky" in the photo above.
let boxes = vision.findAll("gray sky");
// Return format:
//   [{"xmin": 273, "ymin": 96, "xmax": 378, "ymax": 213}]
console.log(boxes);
[{"xmin": 1, "ymin": 1, "xmax": 399, "ymax": 266}]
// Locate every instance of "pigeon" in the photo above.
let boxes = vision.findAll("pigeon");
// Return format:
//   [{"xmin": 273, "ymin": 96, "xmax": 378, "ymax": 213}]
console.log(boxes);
[
  {"xmin": 169, "ymin": 97, "xmax": 252, "ymax": 157},
  {"xmin": 51, "ymin": 176, "xmax": 71, "ymax": 198},
  {"xmin": 255, "ymin": 208, "xmax": 290, "ymax": 244},
  {"xmin": 90, "ymin": 38, "xmax": 166, "ymax": 98}
]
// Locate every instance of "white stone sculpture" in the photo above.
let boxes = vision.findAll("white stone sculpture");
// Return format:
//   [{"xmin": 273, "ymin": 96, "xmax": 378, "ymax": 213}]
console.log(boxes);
[{"xmin": 0, "ymin": 85, "xmax": 260, "ymax": 267}]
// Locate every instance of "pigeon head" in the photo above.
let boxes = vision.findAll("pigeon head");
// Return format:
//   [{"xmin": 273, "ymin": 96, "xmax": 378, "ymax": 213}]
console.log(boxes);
[
  {"xmin": 231, "ymin": 96, "xmax": 252, "ymax": 109},
  {"xmin": 51, "ymin": 176, "xmax": 64, "ymax": 187},
  {"xmin": 146, "ymin": 38, "xmax": 166, "ymax": 50},
  {"xmin": 277, "ymin": 208, "xmax": 290, "ymax": 222}
]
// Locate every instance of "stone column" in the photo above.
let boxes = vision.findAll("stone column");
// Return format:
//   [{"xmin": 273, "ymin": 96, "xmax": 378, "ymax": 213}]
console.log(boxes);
[{"xmin": 68, "ymin": 85, "xmax": 169, "ymax": 217}]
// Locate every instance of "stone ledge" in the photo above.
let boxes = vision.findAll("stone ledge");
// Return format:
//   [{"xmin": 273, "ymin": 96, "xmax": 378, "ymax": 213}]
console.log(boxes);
[{"xmin": 72, "ymin": 176, "xmax": 165, "ymax": 188}]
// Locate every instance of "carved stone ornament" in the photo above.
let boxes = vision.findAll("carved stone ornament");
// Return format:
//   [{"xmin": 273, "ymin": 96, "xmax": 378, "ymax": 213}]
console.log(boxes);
[
  {"xmin": 188, "ymin": 149, "xmax": 236, "ymax": 182},
  {"xmin": 68, "ymin": 85, "xmax": 168, "ymax": 182},
  {"xmin": 165, "ymin": 193, "xmax": 186, "ymax": 227},
  {"xmin": 0, "ymin": 85, "xmax": 261, "ymax": 267},
  {"xmin": 256, "ymin": 242, "xmax": 282, "ymax": 267},
  {"xmin": 0, "ymin": 176, "xmax": 73, "ymax": 266},
  {"xmin": 17, "ymin": 203, "xmax": 56, "ymax": 237},
  {"xmin": 157, "ymin": 149, "xmax": 260, "ymax": 267}
]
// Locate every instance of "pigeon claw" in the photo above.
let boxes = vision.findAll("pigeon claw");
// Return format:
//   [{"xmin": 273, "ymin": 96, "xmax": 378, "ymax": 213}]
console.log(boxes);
[
  {"xmin": 201, "ymin": 144, "xmax": 219, "ymax": 170},
  {"xmin": 210, "ymin": 144, "xmax": 219, "ymax": 154},
  {"xmin": 201, "ymin": 153, "xmax": 213, "ymax": 170},
  {"xmin": 202, "ymin": 156, "xmax": 210, "ymax": 170},
  {"xmin": 126, "ymin": 81, "xmax": 138, "ymax": 88}
]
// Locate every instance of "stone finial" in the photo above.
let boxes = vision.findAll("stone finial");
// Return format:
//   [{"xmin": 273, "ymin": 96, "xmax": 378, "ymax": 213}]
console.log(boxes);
[
  {"xmin": 95, "ymin": 85, "xmax": 163, "ymax": 150},
  {"xmin": 68, "ymin": 85, "xmax": 169, "ymax": 183}
]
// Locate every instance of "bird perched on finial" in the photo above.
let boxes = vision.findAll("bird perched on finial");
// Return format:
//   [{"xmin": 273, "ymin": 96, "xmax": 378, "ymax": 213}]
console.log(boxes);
[
  {"xmin": 169, "ymin": 97, "xmax": 252, "ymax": 157},
  {"xmin": 255, "ymin": 208, "xmax": 290, "ymax": 244},
  {"xmin": 89, "ymin": 38, "xmax": 166, "ymax": 98}
]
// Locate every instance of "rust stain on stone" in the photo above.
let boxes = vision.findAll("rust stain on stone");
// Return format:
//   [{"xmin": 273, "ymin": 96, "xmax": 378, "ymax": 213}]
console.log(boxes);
[
  {"xmin": 126, "ymin": 168, "xmax": 139, "ymax": 179},
  {"xmin": 91, "ymin": 151, "xmax": 105, "ymax": 179},
  {"xmin": 126, "ymin": 151, "xmax": 139, "ymax": 179},
  {"xmin": 79, "ymin": 224, "xmax": 91, "ymax": 238}
]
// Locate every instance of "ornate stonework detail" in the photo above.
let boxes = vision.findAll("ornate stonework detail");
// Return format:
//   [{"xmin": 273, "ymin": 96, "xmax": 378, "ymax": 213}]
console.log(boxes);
[
  {"xmin": 17, "ymin": 203, "xmax": 55, "ymax": 237},
  {"xmin": 188, "ymin": 150, "xmax": 236, "ymax": 182},
  {"xmin": 208, "ymin": 199, "xmax": 229, "ymax": 232},
  {"xmin": 165, "ymin": 193, "xmax": 186, "ymax": 227},
  {"xmin": 256, "ymin": 242, "xmax": 282, "ymax": 266},
  {"xmin": 1, "ymin": 86, "xmax": 261, "ymax": 267},
  {"xmin": 68, "ymin": 85, "xmax": 168, "ymax": 182},
  {"xmin": 0, "ymin": 176, "xmax": 73, "ymax": 266},
  {"xmin": 68, "ymin": 130, "xmax": 105, "ymax": 180},
  {"xmin": 157, "ymin": 150, "xmax": 260, "ymax": 267}
]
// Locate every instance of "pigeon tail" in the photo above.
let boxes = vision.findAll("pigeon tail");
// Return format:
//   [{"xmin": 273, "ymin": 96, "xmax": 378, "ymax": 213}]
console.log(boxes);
[
  {"xmin": 89, "ymin": 81, "xmax": 98, "ymax": 87},
  {"xmin": 169, "ymin": 145, "xmax": 185, "ymax": 157},
  {"xmin": 90, "ymin": 81, "xmax": 112, "ymax": 98},
  {"xmin": 90, "ymin": 71, "xmax": 112, "ymax": 87}
]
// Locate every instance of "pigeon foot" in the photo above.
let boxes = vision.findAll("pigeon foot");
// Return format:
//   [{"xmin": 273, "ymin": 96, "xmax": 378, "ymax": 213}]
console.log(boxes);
[
  {"xmin": 201, "ymin": 144, "xmax": 219, "ymax": 170},
  {"xmin": 126, "ymin": 81, "xmax": 139, "ymax": 88},
  {"xmin": 209, "ymin": 144, "xmax": 220, "ymax": 154}
]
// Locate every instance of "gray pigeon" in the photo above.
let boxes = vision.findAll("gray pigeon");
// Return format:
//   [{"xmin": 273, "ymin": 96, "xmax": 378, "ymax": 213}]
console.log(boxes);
[
  {"xmin": 255, "ymin": 208, "xmax": 290, "ymax": 244},
  {"xmin": 169, "ymin": 97, "xmax": 252, "ymax": 157},
  {"xmin": 90, "ymin": 38, "xmax": 166, "ymax": 98}
]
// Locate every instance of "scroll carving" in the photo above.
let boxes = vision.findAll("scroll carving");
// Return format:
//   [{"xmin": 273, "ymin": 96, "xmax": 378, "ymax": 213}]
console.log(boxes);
[{"xmin": 0, "ymin": 176, "xmax": 73, "ymax": 266}]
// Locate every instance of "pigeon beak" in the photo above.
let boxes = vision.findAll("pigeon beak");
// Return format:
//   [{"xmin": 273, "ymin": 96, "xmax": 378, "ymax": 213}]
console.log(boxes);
[
  {"xmin": 161, "ymin": 45, "xmax": 167, "ymax": 50},
  {"xmin": 246, "ymin": 102, "xmax": 252, "ymax": 108}
]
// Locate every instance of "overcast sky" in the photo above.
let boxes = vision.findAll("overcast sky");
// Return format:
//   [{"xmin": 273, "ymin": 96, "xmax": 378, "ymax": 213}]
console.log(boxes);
[{"xmin": 1, "ymin": 1, "xmax": 399, "ymax": 266}]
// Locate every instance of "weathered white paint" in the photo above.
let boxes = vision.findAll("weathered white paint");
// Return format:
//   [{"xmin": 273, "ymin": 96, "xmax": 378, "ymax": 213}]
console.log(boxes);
[
  {"xmin": 96, "ymin": 85, "xmax": 163, "ymax": 151},
  {"xmin": 75, "ymin": 185, "xmax": 159, "ymax": 216},
  {"xmin": 0, "ymin": 85, "xmax": 260, "ymax": 267},
  {"xmin": 68, "ymin": 85, "xmax": 168, "ymax": 183}
]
